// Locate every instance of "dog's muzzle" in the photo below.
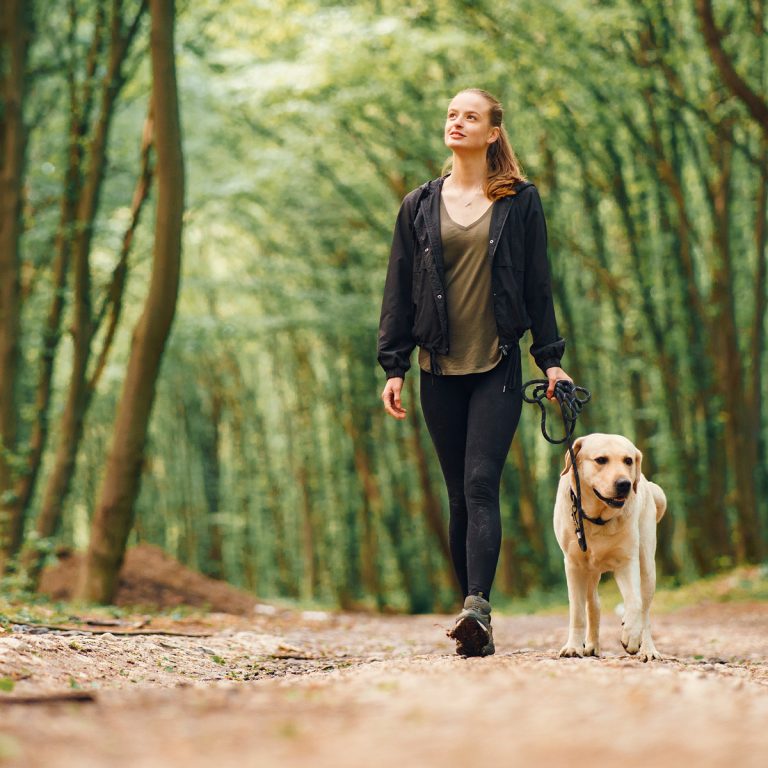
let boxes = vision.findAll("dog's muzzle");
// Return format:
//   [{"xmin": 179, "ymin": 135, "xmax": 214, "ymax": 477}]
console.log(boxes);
[{"xmin": 593, "ymin": 488, "xmax": 627, "ymax": 508}]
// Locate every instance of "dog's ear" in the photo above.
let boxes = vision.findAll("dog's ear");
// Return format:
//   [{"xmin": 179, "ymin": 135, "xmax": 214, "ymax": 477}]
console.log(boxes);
[
  {"xmin": 560, "ymin": 437, "xmax": 584, "ymax": 477},
  {"xmin": 633, "ymin": 448, "xmax": 643, "ymax": 492}
]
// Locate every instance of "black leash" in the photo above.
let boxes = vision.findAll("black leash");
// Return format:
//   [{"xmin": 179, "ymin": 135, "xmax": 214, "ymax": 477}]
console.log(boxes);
[{"xmin": 522, "ymin": 378, "xmax": 598, "ymax": 552}]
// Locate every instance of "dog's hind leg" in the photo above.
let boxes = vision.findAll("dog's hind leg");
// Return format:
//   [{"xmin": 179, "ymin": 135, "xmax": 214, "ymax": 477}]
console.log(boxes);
[
  {"xmin": 584, "ymin": 571, "xmax": 601, "ymax": 656},
  {"xmin": 636, "ymin": 512, "xmax": 662, "ymax": 661},
  {"xmin": 649, "ymin": 481, "xmax": 667, "ymax": 523}
]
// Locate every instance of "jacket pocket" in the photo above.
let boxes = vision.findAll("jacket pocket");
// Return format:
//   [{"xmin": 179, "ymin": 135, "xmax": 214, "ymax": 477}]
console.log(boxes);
[
  {"xmin": 412, "ymin": 264, "xmax": 434, "ymax": 342},
  {"xmin": 492, "ymin": 263, "xmax": 529, "ymax": 336}
]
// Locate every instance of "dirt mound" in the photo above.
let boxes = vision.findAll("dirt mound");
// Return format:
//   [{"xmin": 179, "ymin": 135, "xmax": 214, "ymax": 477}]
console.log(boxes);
[{"xmin": 38, "ymin": 544, "xmax": 259, "ymax": 614}]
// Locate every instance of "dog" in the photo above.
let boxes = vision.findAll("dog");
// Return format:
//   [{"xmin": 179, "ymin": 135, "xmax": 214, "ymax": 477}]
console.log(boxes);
[{"xmin": 553, "ymin": 433, "xmax": 667, "ymax": 661}]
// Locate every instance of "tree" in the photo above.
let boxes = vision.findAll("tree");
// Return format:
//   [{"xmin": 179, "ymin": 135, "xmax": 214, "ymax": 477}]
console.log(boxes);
[
  {"xmin": 0, "ymin": 0, "xmax": 32, "ymax": 573},
  {"xmin": 79, "ymin": 0, "xmax": 184, "ymax": 603}
]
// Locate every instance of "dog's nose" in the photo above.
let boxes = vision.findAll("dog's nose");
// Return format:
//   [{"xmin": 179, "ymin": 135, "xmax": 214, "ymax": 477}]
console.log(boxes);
[{"xmin": 615, "ymin": 479, "xmax": 631, "ymax": 496}]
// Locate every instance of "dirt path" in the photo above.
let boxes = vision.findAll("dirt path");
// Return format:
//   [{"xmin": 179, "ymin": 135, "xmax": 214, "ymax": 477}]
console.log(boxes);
[{"xmin": 1, "ymin": 602, "xmax": 767, "ymax": 767}]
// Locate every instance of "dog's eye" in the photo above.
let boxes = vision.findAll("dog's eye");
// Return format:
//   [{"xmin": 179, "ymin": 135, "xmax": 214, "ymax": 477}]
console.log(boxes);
[
  {"xmin": 623, "ymin": 457, "xmax": 633, "ymax": 465},
  {"xmin": 594, "ymin": 456, "xmax": 608, "ymax": 465}
]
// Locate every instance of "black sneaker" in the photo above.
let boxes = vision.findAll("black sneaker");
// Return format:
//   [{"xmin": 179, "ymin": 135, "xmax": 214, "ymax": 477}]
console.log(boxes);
[{"xmin": 447, "ymin": 595, "xmax": 495, "ymax": 657}]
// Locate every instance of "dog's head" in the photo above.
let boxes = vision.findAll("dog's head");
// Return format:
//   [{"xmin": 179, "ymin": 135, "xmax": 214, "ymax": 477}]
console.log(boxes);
[{"xmin": 561, "ymin": 433, "xmax": 643, "ymax": 511}]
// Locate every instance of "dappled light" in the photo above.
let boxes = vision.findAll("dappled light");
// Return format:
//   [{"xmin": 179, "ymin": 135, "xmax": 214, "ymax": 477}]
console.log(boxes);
[{"xmin": 0, "ymin": 0, "xmax": 766, "ymax": 765}]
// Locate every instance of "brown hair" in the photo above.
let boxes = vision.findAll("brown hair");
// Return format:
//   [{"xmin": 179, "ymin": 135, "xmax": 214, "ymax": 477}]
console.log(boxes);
[{"xmin": 443, "ymin": 88, "xmax": 527, "ymax": 200}]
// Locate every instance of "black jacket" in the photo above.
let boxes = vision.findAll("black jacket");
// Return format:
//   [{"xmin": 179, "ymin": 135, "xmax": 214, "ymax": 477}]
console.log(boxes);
[{"xmin": 377, "ymin": 175, "xmax": 565, "ymax": 380}]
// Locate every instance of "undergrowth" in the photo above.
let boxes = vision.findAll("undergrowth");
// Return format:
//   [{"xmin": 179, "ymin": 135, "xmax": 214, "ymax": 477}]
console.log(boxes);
[{"xmin": 1, "ymin": 564, "xmax": 766, "ymax": 625}]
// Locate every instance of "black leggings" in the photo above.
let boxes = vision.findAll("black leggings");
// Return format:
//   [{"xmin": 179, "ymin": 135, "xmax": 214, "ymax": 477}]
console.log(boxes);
[{"xmin": 419, "ymin": 350, "xmax": 523, "ymax": 601}]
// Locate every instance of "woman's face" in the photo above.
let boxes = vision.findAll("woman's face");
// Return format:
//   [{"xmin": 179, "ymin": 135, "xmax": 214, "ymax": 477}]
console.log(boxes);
[{"xmin": 444, "ymin": 92, "xmax": 499, "ymax": 153}]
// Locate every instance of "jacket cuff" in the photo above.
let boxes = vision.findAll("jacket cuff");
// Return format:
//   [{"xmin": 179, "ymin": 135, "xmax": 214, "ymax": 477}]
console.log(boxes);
[
  {"xmin": 385, "ymin": 369, "xmax": 406, "ymax": 380},
  {"xmin": 538, "ymin": 358, "xmax": 562, "ymax": 376}
]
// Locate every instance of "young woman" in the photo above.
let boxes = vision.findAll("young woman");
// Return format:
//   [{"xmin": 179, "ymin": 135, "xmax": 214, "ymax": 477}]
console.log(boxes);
[{"xmin": 377, "ymin": 88, "xmax": 573, "ymax": 657}]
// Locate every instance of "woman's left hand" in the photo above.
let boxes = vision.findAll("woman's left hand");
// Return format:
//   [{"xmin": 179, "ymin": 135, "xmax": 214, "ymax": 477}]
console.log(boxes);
[{"xmin": 544, "ymin": 366, "xmax": 573, "ymax": 401}]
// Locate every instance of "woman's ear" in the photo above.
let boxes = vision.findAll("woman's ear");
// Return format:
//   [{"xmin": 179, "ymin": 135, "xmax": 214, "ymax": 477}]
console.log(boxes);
[
  {"xmin": 633, "ymin": 448, "xmax": 643, "ymax": 492},
  {"xmin": 560, "ymin": 437, "xmax": 584, "ymax": 477}
]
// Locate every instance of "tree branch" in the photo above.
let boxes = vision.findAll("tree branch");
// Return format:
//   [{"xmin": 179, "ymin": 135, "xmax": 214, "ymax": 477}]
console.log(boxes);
[{"xmin": 695, "ymin": 0, "xmax": 768, "ymax": 136}]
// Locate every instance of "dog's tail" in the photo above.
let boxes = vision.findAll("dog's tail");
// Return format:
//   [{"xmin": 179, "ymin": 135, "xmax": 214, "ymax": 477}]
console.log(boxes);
[{"xmin": 648, "ymin": 481, "xmax": 667, "ymax": 523}]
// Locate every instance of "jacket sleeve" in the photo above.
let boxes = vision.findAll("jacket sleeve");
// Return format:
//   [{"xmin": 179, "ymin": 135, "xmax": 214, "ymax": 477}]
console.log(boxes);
[
  {"xmin": 377, "ymin": 193, "xmax": 418, "ymax": 379},
  {"xmin": 522, "ymin": 185, "xmax": 566, "ymax": 375}
]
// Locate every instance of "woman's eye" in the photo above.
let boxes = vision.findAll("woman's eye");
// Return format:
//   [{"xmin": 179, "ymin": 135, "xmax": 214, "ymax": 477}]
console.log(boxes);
[{"xmin": 595, "ymin": 457, "xmax": 608, "ymax": 465}]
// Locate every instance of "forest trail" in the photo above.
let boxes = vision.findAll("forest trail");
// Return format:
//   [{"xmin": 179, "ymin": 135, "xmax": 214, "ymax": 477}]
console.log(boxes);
[{"xmin": 0, "ymin": 600, "xmax": 766, "ymax": 767}]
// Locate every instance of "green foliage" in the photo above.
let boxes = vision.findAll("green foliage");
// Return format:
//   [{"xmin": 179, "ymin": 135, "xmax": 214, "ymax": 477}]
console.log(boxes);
[{"xmin": 4, "ymin": 0, "xmax": 766, "ymax": 609}]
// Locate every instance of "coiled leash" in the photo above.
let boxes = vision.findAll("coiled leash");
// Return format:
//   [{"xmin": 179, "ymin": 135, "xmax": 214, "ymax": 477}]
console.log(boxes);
[{"xmin": 522, "ymin": 378, "xmax": 597, "ymax": 552}]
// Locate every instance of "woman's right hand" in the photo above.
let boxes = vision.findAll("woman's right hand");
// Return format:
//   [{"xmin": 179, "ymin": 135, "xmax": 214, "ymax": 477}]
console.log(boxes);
[{"xmin": 381, "ymin": 377, "xmax": 406, "ymax": 420}]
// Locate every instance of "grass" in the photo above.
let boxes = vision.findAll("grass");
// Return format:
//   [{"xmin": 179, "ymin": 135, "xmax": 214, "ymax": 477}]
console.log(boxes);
[
  {"xmin": 497, "ymin": 563, "xmax": 768, "ymax": 616},
  {"xmin": 0, "ymin": 596, "xmax": 208, "ymax": 631},
  {"xmin": 1, "ymin": 565, "xmax": 766, "ymax": 625},
  {"xmin": 653, "ymin": 564, "xmax": 768, "ymax": 612}
]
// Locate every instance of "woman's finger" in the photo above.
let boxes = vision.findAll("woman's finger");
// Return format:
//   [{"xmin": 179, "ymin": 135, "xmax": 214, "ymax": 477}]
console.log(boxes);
[{"xmin": 382, "ymin": 390, "xmax": 405, "ymax": 419}]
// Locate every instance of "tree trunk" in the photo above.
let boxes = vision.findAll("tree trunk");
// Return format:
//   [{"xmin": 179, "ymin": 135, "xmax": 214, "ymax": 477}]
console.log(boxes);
[
  {"xmin": 199, "ymin": 392, "xmax": 224, "ymax": 579},
  {"xmin": 28, "ymin": 3, "xmax": 146, "ymax": 581},
  {"xmin": 23, "ymin": 110, "xmax": 153, "ymax": 588},
  {"xmin": 342, "ymin": 399, "xmax": 385, "ymax": 606},
  {"xmin": 0, "ymin": 0, "xmax": 31, "ymax": 573},
  {"xmin": 752, "ymin": 136, "xmax": 768, "ymax": 521},
  {"xmin": 79, "ymin": 0, "xmax": 184, "ymax": 603},
  {"xmin": 708, "ymin": 134, "xmax": 762, "ymax": 561}
]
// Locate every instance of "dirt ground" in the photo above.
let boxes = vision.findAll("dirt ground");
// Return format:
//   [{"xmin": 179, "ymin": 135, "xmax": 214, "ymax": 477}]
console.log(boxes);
[
  {"xmin": 0, "ymin": 599, "xmax": 766, "ymax": 767},
  {"xmin": 1, "ymin": 550, "xmax": 766, "ymax": 767}
]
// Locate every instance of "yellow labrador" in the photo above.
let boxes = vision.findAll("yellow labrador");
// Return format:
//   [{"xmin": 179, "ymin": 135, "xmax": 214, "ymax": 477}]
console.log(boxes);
[{"xmin": 554, "ymin": 433, "xmax": 667, "ymax": 661}]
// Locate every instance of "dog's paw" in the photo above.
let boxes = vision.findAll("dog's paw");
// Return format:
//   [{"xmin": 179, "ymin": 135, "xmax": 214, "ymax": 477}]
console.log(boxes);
[
  {"xmin": 620, "ymin": 625, "xmax": 642, "ymax": 655},
  {"xmin": 636, "ymin": 642, "xmax": 662, "ymax": 662},
  {"xmin": 583, "ymin": 643, "xmax": 601, "ymax": 657},
  {"xmin": 558, "ymin": 645, "xmax": 584, "ymax": 658}
]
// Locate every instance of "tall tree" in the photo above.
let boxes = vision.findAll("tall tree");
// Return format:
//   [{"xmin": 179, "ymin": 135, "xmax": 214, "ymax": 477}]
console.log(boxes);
[
  {"xmin": 32, "ymin": 0, "xmax": 148, "ymax": 561},
  {"xmin": 0, "ymin": 0, "xmax": 32, "ymax": 573},
  {"xmin": 79, "ymin": 0, "xmax": 184, "ymax": 603}
]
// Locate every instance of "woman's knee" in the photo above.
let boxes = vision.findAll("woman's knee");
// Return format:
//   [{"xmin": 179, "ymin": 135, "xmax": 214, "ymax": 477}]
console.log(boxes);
[
  {"xmin": 464, "ymin": 463, "xmax": 500, "ymax": 506},
  {"xmin": 447, "ymin": 487, "xmax": 468, "ymax": 519}
]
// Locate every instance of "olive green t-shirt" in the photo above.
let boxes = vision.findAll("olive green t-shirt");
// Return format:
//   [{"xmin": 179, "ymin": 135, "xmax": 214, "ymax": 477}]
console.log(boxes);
[{"xmin": 419, "ymin": 197, "xmax": 502, "ymax": 375}]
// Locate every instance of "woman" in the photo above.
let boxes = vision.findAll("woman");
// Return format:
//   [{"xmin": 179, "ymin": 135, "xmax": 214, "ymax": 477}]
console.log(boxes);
[{"xmin": 377, "ymin": 88, "xmax": 573, "ymax": 657}]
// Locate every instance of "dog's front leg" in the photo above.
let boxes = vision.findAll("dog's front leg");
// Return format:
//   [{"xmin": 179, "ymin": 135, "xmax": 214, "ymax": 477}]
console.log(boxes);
[
  {"xmin": 614, "ymin": 559, "xmax": 643, "ymax": 655},
  {"xmin": 637, "ymin": 522, "xmax": 662, "ymax": 661},
  {"xmin": 559, "ymin": 559, "xmax": 588, "ymax": 657},
  {"xmin": 584, "ymin": 570, "xmax": 601, "ymax": 656}
]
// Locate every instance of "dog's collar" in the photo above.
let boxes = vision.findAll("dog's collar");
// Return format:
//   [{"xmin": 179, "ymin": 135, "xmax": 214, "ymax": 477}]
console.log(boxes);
[{"xmin": 570, "ymin": 488, "xmax": 609, "ymax": 526}]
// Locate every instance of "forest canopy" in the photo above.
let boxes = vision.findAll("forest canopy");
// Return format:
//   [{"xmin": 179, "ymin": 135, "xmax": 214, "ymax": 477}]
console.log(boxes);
[{"xmin": 1, "ymin": 0, "xmax": 766, "ymax": 610}]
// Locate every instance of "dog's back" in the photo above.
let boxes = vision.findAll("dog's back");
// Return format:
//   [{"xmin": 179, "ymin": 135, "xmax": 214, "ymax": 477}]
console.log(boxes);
[{"xmin": 646, "ymin": 479, "xmax": 666, "ymax": 523}]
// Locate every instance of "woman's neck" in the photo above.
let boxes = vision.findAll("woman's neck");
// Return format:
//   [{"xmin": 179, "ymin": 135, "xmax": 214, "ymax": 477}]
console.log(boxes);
[{"xmin": 447, "ymin": 152, "xmax": 488, "ymax": 190}]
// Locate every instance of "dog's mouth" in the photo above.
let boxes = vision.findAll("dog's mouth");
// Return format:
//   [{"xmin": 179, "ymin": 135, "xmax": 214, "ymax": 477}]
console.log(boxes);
[{"xmin": 593, "ymin": 488, "xmax": 627, "ymax": 508}]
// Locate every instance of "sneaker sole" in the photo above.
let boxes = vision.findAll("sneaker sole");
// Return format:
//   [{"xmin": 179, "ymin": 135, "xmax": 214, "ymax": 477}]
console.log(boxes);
[{"xmin": 452, "ymin": 616, "xmax": 490, "ymax": 657}]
